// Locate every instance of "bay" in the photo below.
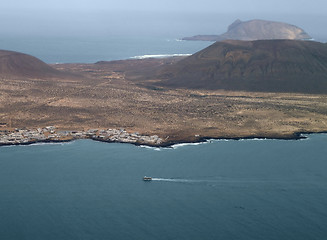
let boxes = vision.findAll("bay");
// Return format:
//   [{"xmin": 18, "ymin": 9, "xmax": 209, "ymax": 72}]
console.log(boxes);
[
  {"xmin": 0, "ymin": 134, "xmax": 327, "ymax": 240},
  {"xmin": 0, "ymin": 35, "xmax": 211, "ymax": 64}
]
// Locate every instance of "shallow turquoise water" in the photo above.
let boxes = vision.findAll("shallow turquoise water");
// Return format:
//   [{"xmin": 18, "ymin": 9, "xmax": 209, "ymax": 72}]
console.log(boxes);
[{"xmin": 0, "ymin": 134, "xmax": 327, "ymax": 240}]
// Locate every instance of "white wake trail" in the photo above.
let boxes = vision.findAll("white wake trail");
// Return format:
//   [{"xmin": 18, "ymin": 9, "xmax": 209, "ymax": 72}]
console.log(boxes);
[{"xmin": 151, "ymin": 178, "xmax": 208, "ymax": 183}]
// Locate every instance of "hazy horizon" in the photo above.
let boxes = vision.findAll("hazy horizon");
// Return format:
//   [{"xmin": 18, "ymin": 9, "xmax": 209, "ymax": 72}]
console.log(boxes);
[{"xmin": 1, "ymin": 0, "xmax": 327, "ymax": 40}]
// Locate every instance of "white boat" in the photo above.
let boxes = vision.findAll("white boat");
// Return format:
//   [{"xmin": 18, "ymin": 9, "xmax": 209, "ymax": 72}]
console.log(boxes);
[{"xmin": 143, "ymin": 176, "xmax": 152, "ymax": 181}]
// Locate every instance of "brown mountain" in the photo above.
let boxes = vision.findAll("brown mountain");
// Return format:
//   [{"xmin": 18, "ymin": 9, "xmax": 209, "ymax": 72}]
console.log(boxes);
[
  {"xmin": 183, "ymin": 19, "xmax": 311, "ymax": 41},
  {"xmin": 0, "ymin": 50, "xmax": 72, "ymax": 79},
  {"xmin": 157, "ymin": 39, "xmax": 327, "ymax": 94}
]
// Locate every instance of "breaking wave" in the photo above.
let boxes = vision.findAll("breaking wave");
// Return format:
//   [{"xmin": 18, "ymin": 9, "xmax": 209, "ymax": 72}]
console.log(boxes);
[
  {"xmin": 130, "ymin": 53, "xmax": 191, "ymax": 59},
  {"xmin": 171, "ymin": 141, "xmax": 208, "ymax": 149},
  {"xmin": 138, "ymin": 145, "xmax": 161, "ymax": 151},
  {"xmin": 28, "ymin": 141, "xmax": 74, "ymax": 147}
]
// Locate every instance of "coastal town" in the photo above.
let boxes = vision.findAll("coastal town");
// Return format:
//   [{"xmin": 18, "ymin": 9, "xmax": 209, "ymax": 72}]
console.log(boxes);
[{"xmin": 0, "ymin": 126, "xmax": 163, "ymax": 146}]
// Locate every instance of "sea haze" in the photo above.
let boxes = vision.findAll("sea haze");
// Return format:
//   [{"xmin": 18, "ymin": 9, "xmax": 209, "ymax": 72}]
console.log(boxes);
[
  {"xmin": 0, "ymin": 35, "xmax": 211, "ymax": 64},
  {"xmin": 1, "ymin": 34, "xmax": 326, "ymax": 64},
  {"xmin": 0, "ymin": 134, "xmax": 327, "ymax": 240},
  {"xmin": 1, "ymin": 9, "xmax": 326, "ymax": 64}
]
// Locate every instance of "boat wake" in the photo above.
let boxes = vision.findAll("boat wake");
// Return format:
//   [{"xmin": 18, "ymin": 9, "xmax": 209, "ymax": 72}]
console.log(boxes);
[
  {"xmin": 151, "ymin": 178, "xmax": 208, "ymax": 183},
  {"xmin": 147, "ymin": 177, "xmax": 302, "ymax": 186}
]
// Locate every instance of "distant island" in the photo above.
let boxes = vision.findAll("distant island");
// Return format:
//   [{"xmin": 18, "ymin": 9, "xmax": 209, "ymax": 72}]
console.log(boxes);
[
  {"xmin": 182, "ymin": 19, "xmax": 311, "ymax": 41},
  {"xmin": 1, "ymin": 39, "xmax": 327, "ymax": 146}
]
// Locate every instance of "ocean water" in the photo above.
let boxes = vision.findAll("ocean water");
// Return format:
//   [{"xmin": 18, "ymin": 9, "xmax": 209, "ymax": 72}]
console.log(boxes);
[
  {"xmin": 1, "ymin": 33, "xmax": 327, "ymax": 239},
  {"xmin": 0, "ymin": 35, "xmax": 212, "ymax": 64},
  {"xmin": 1, "ymin": 34, "xmax": 327, "ymax": 64},
  {"xmin": 0, "ymin": 134, "xmax": 327, "ymax": 240}
]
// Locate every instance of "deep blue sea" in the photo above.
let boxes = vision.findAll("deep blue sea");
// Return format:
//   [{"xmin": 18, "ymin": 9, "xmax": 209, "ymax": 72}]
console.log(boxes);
[
  {"xmin": 0, "ymin": 134, "xmax": 327, "ymax": 240},
  {"xmin": 1, "ymin": 34, "xmax": 327, "ymax": 239}
]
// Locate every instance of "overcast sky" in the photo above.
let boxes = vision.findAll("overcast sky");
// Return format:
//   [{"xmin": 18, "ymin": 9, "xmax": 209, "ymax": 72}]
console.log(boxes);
[
  {"xmin": 2, "ymin": 0, "xmax": 327, "ymax": 13},
  {"xmin": 2, "ymin": 0, "xmax": 327, "ymax": 39}
]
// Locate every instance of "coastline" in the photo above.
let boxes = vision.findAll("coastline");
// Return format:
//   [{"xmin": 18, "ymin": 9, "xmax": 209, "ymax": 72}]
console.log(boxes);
[
  {"xmin": 152, "ymin": 131, "xmax": 327, "ymax": 148},
  {"xmin": 1, "ymin": 130, "xmax": 326, "ymax": 149},
  {"xmin": 0, "ymin": 127, "xmax": 162, "ymax": 148},
  {"xmin": 2, "ymin": 57, "xmax": 327, "ymax": 148}
]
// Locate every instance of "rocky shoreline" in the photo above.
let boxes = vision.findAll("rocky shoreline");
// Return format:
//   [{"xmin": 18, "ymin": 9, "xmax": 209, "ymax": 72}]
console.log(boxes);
[
  {"xmin": 1, "ymin": 126, "xmax": 326, "ymax": 148},
  {"xmin": 0, "ymin": 126, "xmax": 163, "ymax": 147},
  {"xmin": 156, "ymin": 131, "xmax": 324, "ymax": 148}
]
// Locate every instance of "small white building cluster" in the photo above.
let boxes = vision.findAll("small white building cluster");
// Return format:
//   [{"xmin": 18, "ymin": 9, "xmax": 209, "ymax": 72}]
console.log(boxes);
[
  {"xmin": 0, "ymin": 126, "xmax": 162, "ymax": 146},
  {"xmin": 95, "ymin": 128, "xmax": 162, "ymax": 144},
  {"xmin": 0, "ymin": 128, "xmax": 47, "ymax": 144}
]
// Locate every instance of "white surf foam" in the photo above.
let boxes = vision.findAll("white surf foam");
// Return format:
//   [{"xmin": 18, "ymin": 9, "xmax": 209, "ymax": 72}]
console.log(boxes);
[
  {"xmin": 28, "ymin": 141, "xmax": 73, "ymax": 147},
  {"xmin": 130, "ymin": 53, "xmax": 191, "ymax": 59},
  {"xmin": 171, "ymin": 141, "xmax": 208, "ymax": 149},
  {"xmin": 164, "ymin": 39, "xmax": 184, "ymax": 42},
  {"xmin": 138, "ymin": 145, "xmax": 161, "ymax": 151}
]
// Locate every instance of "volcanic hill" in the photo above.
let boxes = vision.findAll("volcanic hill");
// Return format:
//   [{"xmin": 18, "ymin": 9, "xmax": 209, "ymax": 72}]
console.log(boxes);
[
  {"xmin": 183, "ymin": 19, "xmax": 311, "ymax": 41},
  {"xmin": 0, "ymin": 50, "xmax": 73, "ymax": 79},
  {"xmin": 156, "ymin": 39, "xmax": 327, "ymax": 94}
]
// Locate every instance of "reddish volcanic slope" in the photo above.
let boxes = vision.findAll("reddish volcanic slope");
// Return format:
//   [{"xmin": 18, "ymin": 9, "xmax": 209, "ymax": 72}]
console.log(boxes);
[
  {"xmin": 158, "ymin": 40, "xmax": 327, "ymax": 94},
  {"xmin": 0, "ymin": 50, "xmax": 70, "ymax": 79}
]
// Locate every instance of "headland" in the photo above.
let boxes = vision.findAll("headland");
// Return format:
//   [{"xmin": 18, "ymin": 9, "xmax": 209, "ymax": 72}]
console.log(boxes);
[
  {"xmin": 182, "ymin": 19, "xmax": 311, "ymax": 41},
  {"xmin": 1, "ymin": 40, "xmax": 327, "ymax": 147}
]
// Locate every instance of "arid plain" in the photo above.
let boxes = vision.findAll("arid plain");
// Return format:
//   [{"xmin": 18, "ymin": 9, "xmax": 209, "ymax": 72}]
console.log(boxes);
[{"xmin": 1, "ymin": 56, "xmax": 327, "ymax": 145}]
